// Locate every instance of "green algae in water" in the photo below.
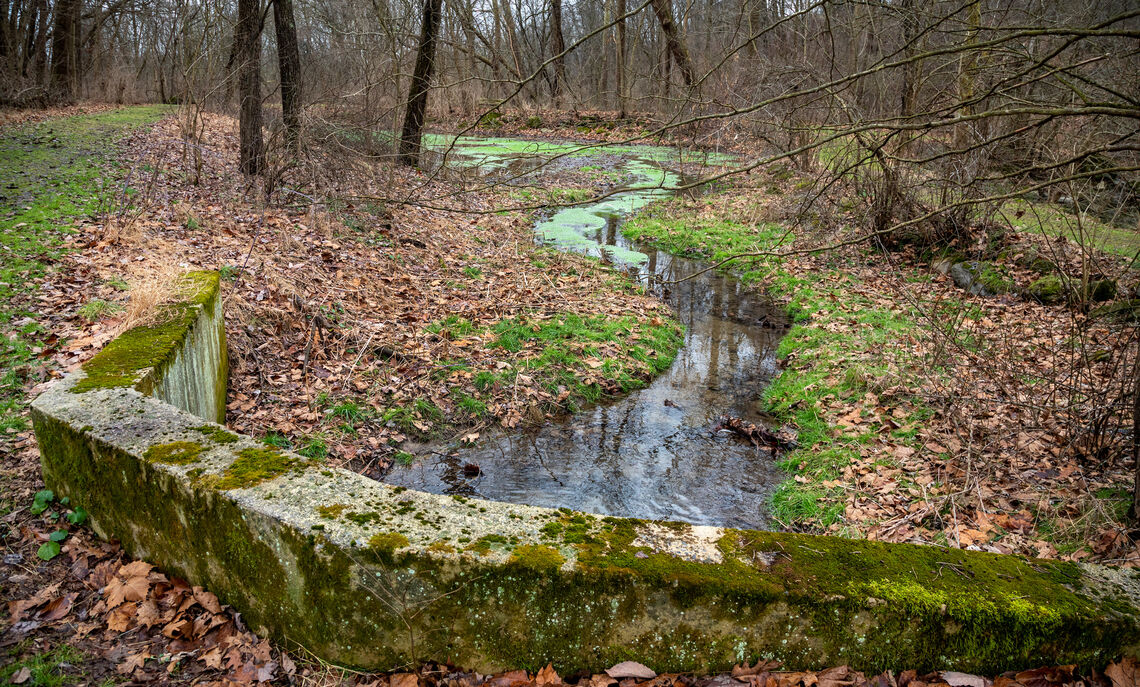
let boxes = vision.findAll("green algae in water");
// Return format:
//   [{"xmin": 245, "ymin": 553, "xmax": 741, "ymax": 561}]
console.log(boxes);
[{"xmin": 411, "ymin": 134, "xmax": 708, "ymax": 268}]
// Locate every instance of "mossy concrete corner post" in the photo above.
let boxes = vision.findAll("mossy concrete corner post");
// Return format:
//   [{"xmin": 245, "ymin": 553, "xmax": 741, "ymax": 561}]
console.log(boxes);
[
  {"xmin": 63, "ymin": 270, "xmax": 227, "ymax": 423},
  {"xmin": 29, "ymin": 271, "xmax": 1140, "ymax": 674}
]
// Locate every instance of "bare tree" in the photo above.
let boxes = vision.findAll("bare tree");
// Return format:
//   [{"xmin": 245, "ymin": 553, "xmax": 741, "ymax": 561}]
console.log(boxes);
[
  {"xmin": 49, "ymin": 0, "xmax": 79, "ymax": 98},
  {"xmin": 649, "ymin": 0, "xmax": 693, "ymax": 87},
  {"xmin": 398, "ymin": 0, "xmax": 444, "ymax": 166},
  {"xmin": 237, "ymin": 0, "xmax": 264, "ymax": 175},
  {"xmin": 550, "ymin": 0, "xmax": 566, "ymax": 102},
  {"xmin": 273, "ymin": 0, "xmax": 301, "ymax": 146}
]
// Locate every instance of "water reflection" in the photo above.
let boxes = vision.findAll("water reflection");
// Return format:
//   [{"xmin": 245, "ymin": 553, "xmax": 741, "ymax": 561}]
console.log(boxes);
[{"xmin": 385, "ymin": 214, "xmax": 787, "ymax": 529}]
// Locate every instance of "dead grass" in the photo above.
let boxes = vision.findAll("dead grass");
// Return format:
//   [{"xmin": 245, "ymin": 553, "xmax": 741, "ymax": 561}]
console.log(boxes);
[{"xmin": 116, "ymin": 260, "xmax": 187, "ymax": 333}]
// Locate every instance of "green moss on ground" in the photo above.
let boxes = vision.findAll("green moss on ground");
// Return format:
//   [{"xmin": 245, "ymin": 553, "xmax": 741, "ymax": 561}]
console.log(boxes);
[
  {"xmin": 1027, "ymin": 275, "xmax": 1067, "ymax": 304},
  {"xmin": 0, "ymin": 105, "xmax": 169, "ymax": 453},
  {"xmin": 143, "ymin": 440, "xmax": 205, "ymax": 465}
]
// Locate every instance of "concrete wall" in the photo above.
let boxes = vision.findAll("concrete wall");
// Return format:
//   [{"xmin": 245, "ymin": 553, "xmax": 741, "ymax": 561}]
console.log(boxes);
[
  {"xmin": 30, "ymin": 271, "xmax": 1140, "ymax": 674},
  {"xmin": 151, "ymin": 286, "xmax": 227, "ymax": 423}
]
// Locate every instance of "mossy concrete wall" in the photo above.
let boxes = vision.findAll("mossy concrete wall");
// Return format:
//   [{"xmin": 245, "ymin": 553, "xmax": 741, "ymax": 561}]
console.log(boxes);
[
  {"xmin": 30, "ymin": 273, "xmax": 1140, "ymax": 674},
  {"xmin": 67, "ymin": 270, "xmax": 226, "ymax": 423}
]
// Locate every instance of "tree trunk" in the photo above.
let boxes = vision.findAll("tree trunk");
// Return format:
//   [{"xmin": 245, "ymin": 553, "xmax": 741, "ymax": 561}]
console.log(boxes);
[
  {"xmin": 30, "ymin": 0, "xmax": 47, "ymax": 82},
  {"xmin": 549, "ymin": 0, "xmax": 566, "ymax": 102},
  {"xmin": 273, "ymin": 0, "xmax": 301, "ymax": 146},
  {"xmin": 0, "ymin": 0, "xmax": 9, "ymax": 62},
  {"xmin": 237, "ymin": 0, "xmax": 264, "ymax": 176},
  {"xmin": 649, "ymin": 0, "xmax": 693, "ymax": 87},
  {"xmin": 616, "ymin": 0, "xmax": 626, "ymax": 116},
  {"xmin": 398, "ymin": 0, "xmax": 443, "ymax": 166},
  {"xmin": 496, "ymin": 0, "xmax": 523, "ymax": 86},
  {"xmin": 50, "ymin": 0, "xmax": 80, "ymax": 99},
  {"xmin": 1132, "ymin": 354, "xmax": 1140, "ymax": 520},
  {"xmin": 746, "ymin": 0, "xmax": 767, "ymax": 56}
]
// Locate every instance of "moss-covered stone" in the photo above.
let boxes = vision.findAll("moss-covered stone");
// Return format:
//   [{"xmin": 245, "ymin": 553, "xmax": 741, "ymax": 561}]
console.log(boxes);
[
  {"xmin": 368, "ymin": 532, "xmax": 410, "ymax": 558},
  {"xmin": 193, "ymin": 424, "xmax": 239, "ymax": 444},
  {"xmin": 1027, "ymin": 275, "xmax": 1067, "ymax": 304},
  {"xmin": 974, "ymin": 262, "xmax": 1013, "ymax": 295},
  {"xmin": 508, "ymin": 544, "xmax": 566, "ymax": 572},
  {"xmin": 143, "ymin": 440, "xmax": 204, "ymax": 465},
  {"xmin": 317, "ymin": 503, "xmax": 348, "ymax": 519},
  {"xmin": 1087, "ymin": 279, "xmax": 1117, "ymax": 303}
]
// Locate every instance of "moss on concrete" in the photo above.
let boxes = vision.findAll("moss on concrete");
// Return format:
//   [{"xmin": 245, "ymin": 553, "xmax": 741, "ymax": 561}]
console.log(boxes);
[
  {"xmin": 508, "ymin": 544, "xmax": 566, "ymax": 572},
  {"xmin": 72, "ymin": 272, "xmax": 220, "ymax": 393},
  {"xmin": 368, "ymin": 532, "xmax": 410, "ymax": 561},
  {"xmin": 143, "ymin": 440, "xmax": 204, "ymax": 465},
  {"xmin": 317, "ymin": 503, "xmax": 348, "ymax": 519},
  {"xmin": 192, "ymin": 424, "xmax": 239, "ymax": 444},
  {"xmin": 212, "ymin": 447, "xmax": 307, "ymax": 490}
]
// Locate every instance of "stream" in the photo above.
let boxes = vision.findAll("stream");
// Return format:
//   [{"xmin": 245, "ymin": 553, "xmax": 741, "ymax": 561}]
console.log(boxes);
[{"xmin": 382, "ymin": 136, "xmax": 788, "ymax": 529}]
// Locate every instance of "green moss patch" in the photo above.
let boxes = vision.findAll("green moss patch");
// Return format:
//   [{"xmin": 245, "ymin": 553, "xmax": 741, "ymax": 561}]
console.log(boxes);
[
  {"xmin": 212, "ymin": 447, "xmax": 307, "ymax": 490},
  {"xmin": 1027, "ymin": 275, "xmax": 1066, "ymax": 304},
  {"xmin": 72, "ymin": 271, "xmax": 220, "ymax": 393},
  {"xmin": 507, "ymin": 544, "xmax": 566, "ymax": 572},
  {"xmin": 368, "ymin": 532, "xmax": 410, "ymax": 557},
  {"xmin": 317, "ymin": 503, "xmax": 348, "ymax": 519},
  {"xmin": 193, "ymin": 424, "xmax": 239, "ymax": 444},
  {"xmin": 143, "ymin": 441, "xmax": 205, "ymax": 465}
]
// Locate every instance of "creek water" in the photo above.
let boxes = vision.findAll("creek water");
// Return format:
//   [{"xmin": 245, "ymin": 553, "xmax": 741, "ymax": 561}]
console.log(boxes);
[{"xmin": 383, "ymin": 137, "xmax": 787, "ymax": 529}]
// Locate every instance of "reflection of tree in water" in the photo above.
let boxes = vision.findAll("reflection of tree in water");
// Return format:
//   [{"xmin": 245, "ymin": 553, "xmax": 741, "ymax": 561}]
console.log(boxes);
[{"xmin": 385, "ymin": 185, "xmax": 788, "ymax": 528}]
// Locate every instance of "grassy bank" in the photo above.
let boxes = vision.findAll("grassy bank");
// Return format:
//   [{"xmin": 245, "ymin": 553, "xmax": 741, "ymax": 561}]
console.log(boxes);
[
  {"xmin": 624, "ymin": 197, "xmax": 933, "ymax": 532},
  {"xmin": 0, "ymin": 106, "xmax": 169, "ymax": 455}
]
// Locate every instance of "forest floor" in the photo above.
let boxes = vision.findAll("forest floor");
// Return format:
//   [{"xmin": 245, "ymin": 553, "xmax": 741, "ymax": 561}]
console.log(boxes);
[{"xmin": 0, "ymin": 104, "xmax": 1138, "ymax": 684}]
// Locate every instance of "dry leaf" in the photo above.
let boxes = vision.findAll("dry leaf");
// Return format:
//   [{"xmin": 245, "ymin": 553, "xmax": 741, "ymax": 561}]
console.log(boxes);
[{"xmin": 535, "ymin": 664, "xmax": 562, "ymax": 686}]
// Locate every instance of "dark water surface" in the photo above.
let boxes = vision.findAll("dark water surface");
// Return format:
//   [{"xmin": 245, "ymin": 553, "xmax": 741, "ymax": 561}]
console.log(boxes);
[{"xmin": 383, "ymin": 140, "xmax": 787, "ymax": 529}]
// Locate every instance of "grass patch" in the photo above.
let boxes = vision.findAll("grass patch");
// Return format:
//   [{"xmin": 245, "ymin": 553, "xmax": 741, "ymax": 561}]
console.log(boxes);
[
  {"xmin": 0, "ymin": 105, "xmax": 169, "ymax": 451},
  {"xmin": 0, "ymin": 644, "xmax": 87, "ymax": 686},
  {"xmin": 999, "ymin": 198, "xmax": 1140, "ymax": 257}
]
